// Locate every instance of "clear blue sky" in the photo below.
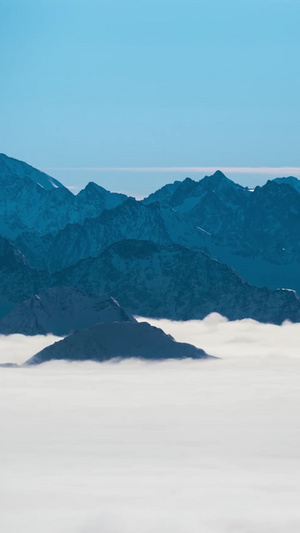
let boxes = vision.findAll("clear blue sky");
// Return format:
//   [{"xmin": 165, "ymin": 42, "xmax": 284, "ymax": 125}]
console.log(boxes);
[{"xmin": 1, "ymin": 0, "xmax": 299, "ymax": 196}]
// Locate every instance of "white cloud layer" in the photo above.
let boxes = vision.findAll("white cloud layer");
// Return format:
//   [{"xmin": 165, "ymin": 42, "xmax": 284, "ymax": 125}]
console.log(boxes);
[
  {"xmin": 1, "ymin": 315, "xmax": 300, "ymax": 533},
  {"xmin": 0, "ymin": 333, "xmax": 61, "ymax": 365}
]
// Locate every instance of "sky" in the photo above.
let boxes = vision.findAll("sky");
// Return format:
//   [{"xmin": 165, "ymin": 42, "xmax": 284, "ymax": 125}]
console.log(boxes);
[
  {"xmin": 1, "ymin": 0, "xmax": 300, "ymax": 196},
  {"xmin": 1, "ymin": 316, "xmax": 300, "ymax": 532}
]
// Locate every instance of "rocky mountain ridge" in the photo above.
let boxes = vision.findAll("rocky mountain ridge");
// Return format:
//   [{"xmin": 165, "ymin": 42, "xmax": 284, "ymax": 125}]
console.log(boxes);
[
  {"xmin": 54, "ymin": 239, "xmax": 300, "ymax": 324},
  {"xmin": 0, "ymin": 153, "xmax": 299, "ymax": 326}
]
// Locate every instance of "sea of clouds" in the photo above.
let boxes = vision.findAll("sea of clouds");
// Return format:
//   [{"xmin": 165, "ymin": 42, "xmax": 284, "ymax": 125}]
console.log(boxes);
[{"xmin": 1, "ymin": 314, "xmax": 300, "ymax": 533}]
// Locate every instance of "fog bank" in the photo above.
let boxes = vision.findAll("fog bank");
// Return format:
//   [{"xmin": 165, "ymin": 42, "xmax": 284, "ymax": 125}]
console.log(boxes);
[
  {"xmin": 140, "ymin": 313, "xmax": 300, "ymax": 360},
  {"xmin": 1, "ymin": 315, "xmax": 300, "ymax": 532}
]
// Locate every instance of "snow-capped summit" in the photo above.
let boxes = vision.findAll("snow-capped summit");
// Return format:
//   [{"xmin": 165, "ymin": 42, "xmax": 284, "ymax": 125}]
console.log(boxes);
[
  {"xmin": 25, "ymin": 321, "xmax": 210, "ymax": 365},
  {"xmin": 0, "ymin": 154, "xmax": 129, "ymax": 240},
  {"xmin": 0, "ymin": 286, "xmax": 135, "ymax": 336},
  {"xmin": 0, "ymin": 153, "xmax": 65, "ymax": 190}
]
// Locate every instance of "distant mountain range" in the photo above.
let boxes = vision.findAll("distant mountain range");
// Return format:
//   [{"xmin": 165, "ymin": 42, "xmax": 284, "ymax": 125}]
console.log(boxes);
[
  {"xmin": 0, "ymin": 153, "xmax": 299, "ymax": 327},
  {"xmin": 54, "ymin": 239, "xmax": 300, "ymax": 324}
]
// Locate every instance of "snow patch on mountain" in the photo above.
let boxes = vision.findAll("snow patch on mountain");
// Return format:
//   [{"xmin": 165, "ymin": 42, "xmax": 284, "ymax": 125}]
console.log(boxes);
[{"xmin": 0, "ymin": 153, "xmax": 65, "ymax": 191}]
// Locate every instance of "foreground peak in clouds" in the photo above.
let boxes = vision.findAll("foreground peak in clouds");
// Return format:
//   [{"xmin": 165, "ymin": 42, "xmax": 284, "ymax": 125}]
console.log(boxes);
[{"xmin": 25, "ymin": 321, "xmax": 210, "ymax": 365}]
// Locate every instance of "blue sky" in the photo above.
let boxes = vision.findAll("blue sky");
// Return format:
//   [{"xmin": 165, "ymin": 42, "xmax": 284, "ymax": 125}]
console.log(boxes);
[{"xmin": 1, "ymin": 0, "xmax": 299, "ymax": 196}]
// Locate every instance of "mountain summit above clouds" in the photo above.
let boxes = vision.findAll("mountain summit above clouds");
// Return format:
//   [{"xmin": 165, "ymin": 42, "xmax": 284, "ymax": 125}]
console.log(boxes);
[{"xmin": 25, "ymin": 321, "xmax": 210, "ymax": 365}]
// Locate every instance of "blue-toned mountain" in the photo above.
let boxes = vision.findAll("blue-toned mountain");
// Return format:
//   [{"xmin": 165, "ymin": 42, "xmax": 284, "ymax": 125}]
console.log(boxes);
[
  {"xmin": 0, "ymin": 154, "xmax": 128, "ymax": 239},
  {"xmin": 25, "ymin": 321, "xmax": 209, "ymax": 365},
  {"xmin": 54, "ymin": 239, "xmax": 300, "ymax": 324},
  {"xmin": 0, "ymin": 286, "xmax": 135, "ymax": 336}
]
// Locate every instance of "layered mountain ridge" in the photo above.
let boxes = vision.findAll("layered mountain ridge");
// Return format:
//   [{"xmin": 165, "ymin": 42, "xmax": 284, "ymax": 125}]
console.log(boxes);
[
  {"xmin": 0, "ymin": 153, "xmax": 299, "ymax": 327},
  {"xmin": 54, "ymin": 239, "xmax": 300, "ymax": 324}
]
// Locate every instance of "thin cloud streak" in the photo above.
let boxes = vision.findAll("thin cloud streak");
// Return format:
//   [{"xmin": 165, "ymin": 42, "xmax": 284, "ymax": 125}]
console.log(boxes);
[{"xmin": 43, "ymin": 166, "xmax": 300, "ymax": 175}]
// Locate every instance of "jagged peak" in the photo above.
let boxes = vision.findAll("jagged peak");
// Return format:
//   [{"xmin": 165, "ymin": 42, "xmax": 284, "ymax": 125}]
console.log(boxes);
[
  {"xmin": 273, "ymin": 176, "xmax": 300, "ymax": 193},
  {"xmin": 76, "ymin": 181, "xmax": 108, "ymax": 199},
  {"xmin": 0, "ymin": 153, "xmax": 66, "ymax": 191},
  {"xmin": 84, "ymin": 181, "xmax": 108, "ymax": 193},
  {"xmin": 202, "ymin": 170, "xmax": 232, "ymax": 184},
  {"xmin": 200, "ymin": 170, "xmax": 246, "ymax": 192},
  {"xmin": 175, "ymin": 176, "xmax": 197, "ymax": 189},
  {"xmin": 211, "ymin": 170, "xmax": 228, "ymax": 180},
  {"xmin": 274, "ymin": 176, "xmax": 299, "ymax": 183}
]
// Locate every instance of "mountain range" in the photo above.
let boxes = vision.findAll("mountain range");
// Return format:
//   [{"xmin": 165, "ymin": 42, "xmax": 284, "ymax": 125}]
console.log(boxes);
[
  {"xmin": 0, "ymin": 153, "xmax": 128, "ymax": 240},
  {"xmin": 0, "ymin": 152, "xmax": 299, "ymax": 331}
]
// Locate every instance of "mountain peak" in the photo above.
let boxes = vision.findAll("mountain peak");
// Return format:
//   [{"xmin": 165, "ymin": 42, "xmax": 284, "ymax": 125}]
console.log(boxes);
[
  {"xmin": 201, "ymin": 170, "xmax": 245, "ymax": 191},
  {"xmin": 0, "ymin": 153, "xmax": 66, "ymax": 191},
  {"xmin": 212, "ymin": 170, "xmax": 228, "ymax": 180},
  {"xmin": 0, "ymin": 286, "xmax": 136, "ymax": 336},
  {"xmin": 81, "ymin": 181, "xmax": 108, "ymax": 195},
  {"xmin": 203, "ymin": 170, "xmax": 230, "ymax": 183},
  {"xmin": 273, "ymin": 176, "xmax": 300, "ymax": 194},
  {"xmin": 25, "ymin": 321, "xmax": 209, "ymax": 365}
]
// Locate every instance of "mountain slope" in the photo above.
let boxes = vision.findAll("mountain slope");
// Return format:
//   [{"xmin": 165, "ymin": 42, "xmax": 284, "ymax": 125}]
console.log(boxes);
[
  {"xmin": 0, "ymin": 154, "xmax": 129, "ymax": 240},
  {"xmin": 273, "ymin": 176, "xmax": 300, "ymax": 194},
  {"xmin": 20, "ymin": 198, "xmax": 209, "ymax": 272},
  {"xmin": 143, "ymin": 173, "xmax": 300, "ymax": 254},
  {"xmin": 0, "ymin": 153, "xmax": 65, "ymax": 190},
  {"xmin": 76, "ymin": 181, "xmax": 129, "ymax": 216},
  {"xmin": 1, "ymin": 158, "xmax": 299, "ymax": 298},
  {"xmin": 0, "ymin": 286, "xmax": 135, "ymax": 336},
  {"xmin": 25, "ymin": 321, "xmax": 209, "ymax": 365},
  {"xmin": 144, "ymin": 174, "xmax": 300, "ymax": 293},
  {"xmin": 143, "ymin": 171, "xmax": 249, "ymax": 218},
  {"xmin": 54, "ymin": 240, "xmax": 300, "ymax": 324},
  {"xmin": 0, "ymin": 236, "xmax": 50, "ymax": 316}
]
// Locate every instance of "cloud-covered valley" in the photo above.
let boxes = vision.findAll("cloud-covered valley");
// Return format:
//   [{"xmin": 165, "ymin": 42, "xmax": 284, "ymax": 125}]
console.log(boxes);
[{"xmin": 1, "ymin": 315, "xmax": 300, "ymax": 533}]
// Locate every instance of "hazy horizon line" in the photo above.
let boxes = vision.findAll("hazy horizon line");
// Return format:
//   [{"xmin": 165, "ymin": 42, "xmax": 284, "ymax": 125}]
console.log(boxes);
[{"xmin": 43, "ymin": 166, "xmax": 300, "ymax": 175}]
